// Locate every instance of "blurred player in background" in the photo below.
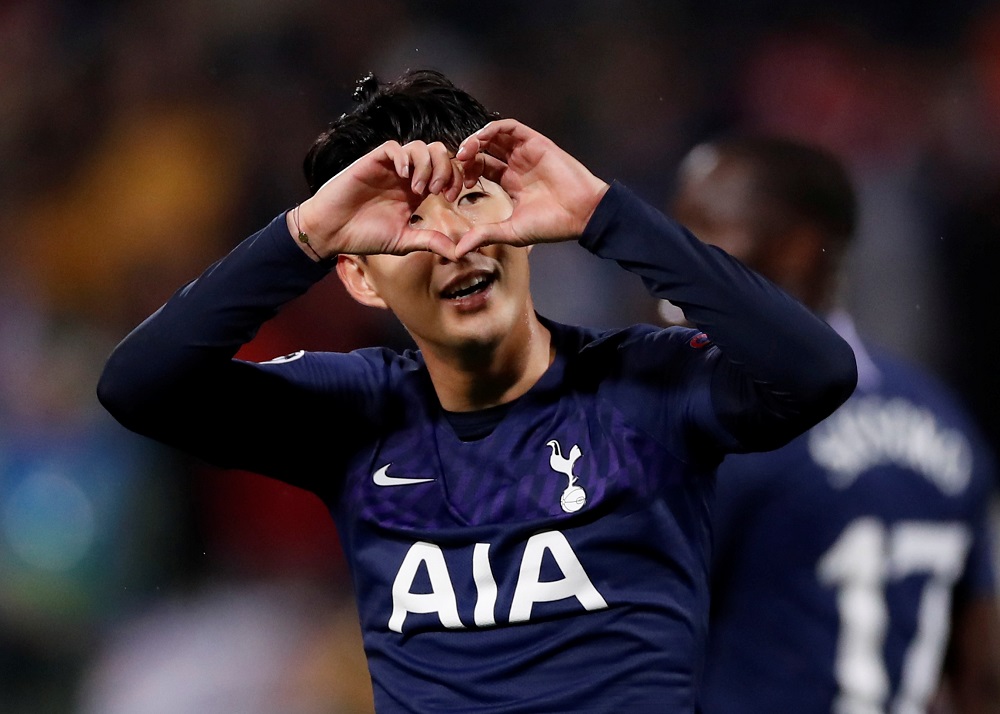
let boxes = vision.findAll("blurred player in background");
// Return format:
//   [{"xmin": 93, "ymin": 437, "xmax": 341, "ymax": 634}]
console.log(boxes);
[
  {"xmin": 667, "ymin": 136, "xmax": 1000, "ymax": 713},
  {"xmin": 97, "ymin": 70, "xmax": 857, "ymax": 712}
]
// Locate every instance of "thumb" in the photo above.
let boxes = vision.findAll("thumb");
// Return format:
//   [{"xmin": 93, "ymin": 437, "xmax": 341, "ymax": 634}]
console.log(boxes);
[
  {"xmin": 407, "ymin": 228, "xmax": 458, "ymax": 262},
  {"xmin": 454, "ymin": 222, "xmax": 515, "ymax": 260}
]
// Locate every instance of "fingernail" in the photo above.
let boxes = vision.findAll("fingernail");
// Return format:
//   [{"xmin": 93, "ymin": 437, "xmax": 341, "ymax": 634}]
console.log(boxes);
[
  {"xmin": 429, "ymin": 179, "xmax": 443, "ymax": 194},
  {"xmin": 412, "ymin": 180, "xmax": 426, "ymax": 194}
]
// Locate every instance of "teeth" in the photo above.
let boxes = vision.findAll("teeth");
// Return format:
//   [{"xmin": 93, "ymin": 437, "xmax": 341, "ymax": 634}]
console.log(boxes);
[
  {"xmin": 444, "ymin": 275, "xmax": 490, "ymax": 299},
  {"xmin": 456, "ymin": 276, "xmax": 484, "ymax": 292}
]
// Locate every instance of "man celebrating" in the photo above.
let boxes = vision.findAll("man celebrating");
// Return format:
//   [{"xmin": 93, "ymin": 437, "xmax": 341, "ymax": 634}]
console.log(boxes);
[{"xmin": 98, "ymin": 70, "xmax": 856, "ymax": 712}]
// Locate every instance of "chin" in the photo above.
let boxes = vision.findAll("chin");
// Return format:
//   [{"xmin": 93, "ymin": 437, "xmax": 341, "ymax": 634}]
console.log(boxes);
[
  {"xmin": 449, "ymin": 326, "xmax": 505, "ymax": 353},
  {"xmin": 444, "ymin": 315, "xmax": 515, "ymax": 355},
  {"xmin": 422, "ymin": 298, "xmax": 529, "ymax": 356}
]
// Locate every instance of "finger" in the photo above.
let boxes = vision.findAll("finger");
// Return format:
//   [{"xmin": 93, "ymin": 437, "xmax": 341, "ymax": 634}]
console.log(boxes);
[
  {"xmin": 458, "ymin": 152, "xmax": 487, "ymax": 188},
  {"xmin": 474, "ymin": 118, "xmax": 522, "ymax": 139},
  {"xmin": 455, "ymin": 146, "xmax": 507, "ymax": 189},
  {"xmin": 405, "ymin": 141, "xmax": 432, "ymax": 194},
  {"xmin": 381, "ymin": 140, "xmax": 410, "ymax": 179},
  {"xmin": 457, "ymin": 119, "xmax": 524, "ymax": 162},
  {"xmin": 443, "ymin": 161, "xmax": 464, "ymax": 203},
  {"xmin": 455, "ymin": 135, "xmax": 485, "ymax": 186},
  {"xmin": 426, "ymin": 142, "xmax": 454, "ymax": 195},
  {"xmin": 455, "ymin": 133, "xmax": 482, "ymax": 162},
  {"xmin": 477, "ymin": 154, "xmax": 509, "ymax": 186},
  {"xmin": 457, "ymin": 127, "xmax": 516, "ymax": 166},
  {"xmin": 471, "ymin": 119, "xmax": 525, "ymax": 160}
]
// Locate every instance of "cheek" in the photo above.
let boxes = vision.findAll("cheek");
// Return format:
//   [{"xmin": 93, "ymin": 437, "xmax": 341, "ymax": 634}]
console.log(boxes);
[
  {"xmin": 498, "ymin": 249, "xmax": 532, "ymax": 291},
  {"xmin": 368, "ymin": 256, "xmax": 434, "ymax": 301}
]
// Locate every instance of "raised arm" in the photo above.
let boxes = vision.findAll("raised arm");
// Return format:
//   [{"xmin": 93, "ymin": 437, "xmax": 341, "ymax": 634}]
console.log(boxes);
[
  {"xmin": 97, "ymin": 139, "xmax": 470, "ymax": 480},
  {"xmin": 96, "ymin": 213, "xmax": 350, "ymax": 482},
  {"xmin": 451, "ymin": 118, "xmax": 856, "ymax": 452},
  {"xmin": 582, "ymin": 182, "xmax": 857, "ymax": 451}
]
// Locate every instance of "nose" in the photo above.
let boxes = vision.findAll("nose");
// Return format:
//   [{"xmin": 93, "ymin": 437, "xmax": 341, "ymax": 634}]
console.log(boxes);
[
  {"xmin": 411, "ymin": 194, "xmax": 474, "ymax": 263},
  {"xmin": 427, "ymin": 202, "xmax": 471, "ymax": 240}
]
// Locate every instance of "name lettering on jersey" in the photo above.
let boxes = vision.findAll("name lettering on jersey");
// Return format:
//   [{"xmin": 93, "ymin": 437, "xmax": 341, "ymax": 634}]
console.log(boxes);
[
  {"xmin": 388, "ymin": 530, "xmax": 608, "ymax": 633},
  {"xmin": 808, "ymin": 395, "xmax": 972, "ymax": 495},
  {"xmin": 546, "ymin": 439, "xmax": 587, "ymax": 513}
]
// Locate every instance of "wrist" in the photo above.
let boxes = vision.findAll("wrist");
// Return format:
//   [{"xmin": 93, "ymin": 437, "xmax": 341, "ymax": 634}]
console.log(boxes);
[
  {"xmin": 577, "ymin": 179, "xmax": 612, "ymax": 232},
  {"xmin": 288, "ymin": 202, "xmax": 327, "ymax": 262}
]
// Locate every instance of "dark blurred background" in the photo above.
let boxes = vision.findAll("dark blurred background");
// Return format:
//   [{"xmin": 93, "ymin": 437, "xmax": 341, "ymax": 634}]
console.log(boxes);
[{"xmin": 3, "ymin": 1, "xmax": 999, "ymax": 711}]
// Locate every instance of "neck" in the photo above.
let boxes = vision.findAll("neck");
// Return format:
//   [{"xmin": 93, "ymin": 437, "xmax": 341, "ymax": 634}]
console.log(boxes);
[{"xmin": 420, "ymin": 315, "xmax": 553, "ymax": 412}]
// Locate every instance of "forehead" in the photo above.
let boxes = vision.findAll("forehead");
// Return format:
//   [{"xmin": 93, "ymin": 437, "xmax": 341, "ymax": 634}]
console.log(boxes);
[{"xmin": 675, "ymin": 147, "xmax": 757, "ymax": 224}]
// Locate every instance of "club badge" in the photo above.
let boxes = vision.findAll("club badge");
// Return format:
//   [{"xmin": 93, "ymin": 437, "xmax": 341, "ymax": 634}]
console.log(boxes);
[{"xmin": 546, "ymin": 439, "xmax": 586, "ymax": 513}]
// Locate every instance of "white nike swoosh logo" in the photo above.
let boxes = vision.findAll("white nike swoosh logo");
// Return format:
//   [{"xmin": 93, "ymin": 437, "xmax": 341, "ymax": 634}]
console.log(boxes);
[{"xmin": 372, "ymin": 464, "xmax": 435, "ymax": 487}]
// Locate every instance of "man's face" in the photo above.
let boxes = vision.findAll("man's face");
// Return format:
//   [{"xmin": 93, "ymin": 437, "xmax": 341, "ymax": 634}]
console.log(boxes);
[
  {"xmin": 671, "ymin": 146, "xmax": 762, "ymax": 266},
  {"xmin": 347, "ymin": 176, "xmax": 534, "ymax": 354},
  {"xmin": 661, "ymin": 146, "xmax": 775, "ymax": 326}
]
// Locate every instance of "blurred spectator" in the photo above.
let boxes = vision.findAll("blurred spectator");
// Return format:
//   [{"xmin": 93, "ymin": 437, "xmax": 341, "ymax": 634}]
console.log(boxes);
[{"xmin": 76, "ymin": 581, "xmax": 373, "ymax": 714}]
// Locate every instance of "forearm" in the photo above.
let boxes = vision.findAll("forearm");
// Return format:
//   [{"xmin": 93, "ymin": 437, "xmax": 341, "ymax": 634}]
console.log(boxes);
[
  {"xmin": 97, "ymin": 212, "xmax": 331, "ymax": 436},
  {"xmin": 580, "ymin": 182, "xmax": 857, "ymax": 449}
]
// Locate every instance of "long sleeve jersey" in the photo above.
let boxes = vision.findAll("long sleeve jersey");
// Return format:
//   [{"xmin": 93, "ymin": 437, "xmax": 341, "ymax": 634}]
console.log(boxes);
[
  {"xmin": 701, "ymin": 314, "xmax": 997, "ymax": 714},
  {"xmin": 98, "ymin": 182, "xmax": 857, "ymax": 713}
]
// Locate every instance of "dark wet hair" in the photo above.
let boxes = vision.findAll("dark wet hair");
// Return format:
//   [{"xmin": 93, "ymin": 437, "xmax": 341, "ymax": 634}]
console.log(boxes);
[
  {"xmin": 711, "ymin": 136, "xmax": 857, "ymax": 253},
  {"xmin": 303, "ymin": 69, "xmax": 499, "ymax": 194}
]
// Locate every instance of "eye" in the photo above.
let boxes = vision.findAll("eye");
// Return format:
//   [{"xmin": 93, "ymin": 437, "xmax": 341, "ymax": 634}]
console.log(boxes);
[{"xmin": 458, "ymin": 191, "xmax": 487, "ymax": 206}]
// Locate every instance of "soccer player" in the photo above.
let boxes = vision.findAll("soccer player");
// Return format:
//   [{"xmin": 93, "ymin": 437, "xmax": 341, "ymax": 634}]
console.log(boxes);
[
  {"xmin": 670, "ymin": 136, "xmax": 1000, "ymax": 713},
  {"xmin": 97, "ymin": 70, "xmax": 857, "ymax": 712}
]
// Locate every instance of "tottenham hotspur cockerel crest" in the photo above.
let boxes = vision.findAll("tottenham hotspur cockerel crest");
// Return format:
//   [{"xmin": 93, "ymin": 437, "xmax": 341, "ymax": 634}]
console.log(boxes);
[{"xmin": 546, "ymin": 439, "xmax": 587, "ymax": 513}]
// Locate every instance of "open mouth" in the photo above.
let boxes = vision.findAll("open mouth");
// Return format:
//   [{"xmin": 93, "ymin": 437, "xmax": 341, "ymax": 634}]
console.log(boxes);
[{"xmin": 441, "ymin": 273, "xmax": 496, "ymax": 300}]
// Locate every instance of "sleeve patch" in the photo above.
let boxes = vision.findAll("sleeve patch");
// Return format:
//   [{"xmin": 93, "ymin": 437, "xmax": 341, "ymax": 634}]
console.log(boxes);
[
  {"xmin": 259, "ymin": 350, "xmax": 305, "ymax": 365},
  {"xmin": 688, "ymin": 333, "xmax": 712, "ymax": 349}
]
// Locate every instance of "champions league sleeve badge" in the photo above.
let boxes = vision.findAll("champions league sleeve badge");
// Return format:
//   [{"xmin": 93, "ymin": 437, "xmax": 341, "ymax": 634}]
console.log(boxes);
[{"xmin": 688, "ymin": 333, "xmax": 712, "ymax": 349}]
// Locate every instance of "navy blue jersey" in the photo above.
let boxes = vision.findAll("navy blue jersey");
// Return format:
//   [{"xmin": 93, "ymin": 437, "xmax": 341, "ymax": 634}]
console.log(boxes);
[
  {"xmin": 98, "ymin": 183, "xmax": 857, "ymax": 712},
  {"xmin": 701, "ymin": 314, "xmax": 997, "ymax": 714}
]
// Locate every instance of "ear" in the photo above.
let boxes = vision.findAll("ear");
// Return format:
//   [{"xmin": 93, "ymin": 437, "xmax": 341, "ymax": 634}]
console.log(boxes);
[{"xmin": 336, "ymin": 255, "xmax": 389, "ymax": 310}]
